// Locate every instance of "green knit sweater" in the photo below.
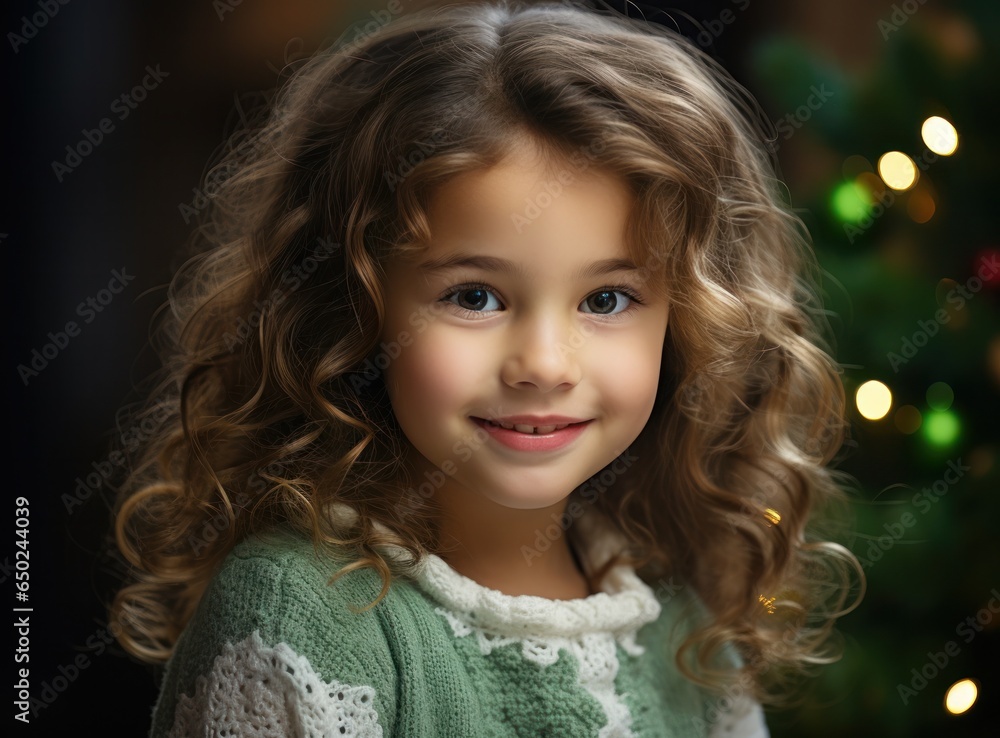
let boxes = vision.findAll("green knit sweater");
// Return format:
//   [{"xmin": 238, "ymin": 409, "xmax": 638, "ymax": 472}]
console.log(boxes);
[{"xmin": 149, "ymin": 504, "xmax": 769, "ymax": 737}]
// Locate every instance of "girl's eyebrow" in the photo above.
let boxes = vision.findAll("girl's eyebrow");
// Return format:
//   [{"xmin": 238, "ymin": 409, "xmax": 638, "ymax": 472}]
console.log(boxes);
[{"xmin": 415, "ymin": 253, "xmax": 641, "ymax": 280}]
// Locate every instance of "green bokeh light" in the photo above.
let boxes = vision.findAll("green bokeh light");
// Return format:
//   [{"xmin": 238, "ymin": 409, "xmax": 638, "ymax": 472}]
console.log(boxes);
[
  {"xmin": 830, "ymin": 180, "xmax": 873, "ymax": 224},
  {"xmin": 926, "ymin": 381, "xmax": 954, "ymax": 411},
  {"xmin": 922, "ymin": 409, "xmax": 960, "ymax": 447}
]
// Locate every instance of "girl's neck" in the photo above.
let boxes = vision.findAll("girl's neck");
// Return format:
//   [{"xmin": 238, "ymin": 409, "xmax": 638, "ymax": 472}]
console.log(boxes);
[
  {"xmin": 398, "ymin": 441, "xmax": 598, "ymax": 599},
  {"xmin": 434, "ymin": 500, "xmax": 596, "ymax": 601},
  {"xmin": 438, "ymin": 539, "xmax": 594, "ymax": 600}
]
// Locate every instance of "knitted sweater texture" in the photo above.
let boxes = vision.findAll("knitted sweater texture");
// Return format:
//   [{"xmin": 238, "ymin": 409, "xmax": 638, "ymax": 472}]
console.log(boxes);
[{"xmin": 150, "ymin": 504, "xmax": 769, "ymax": 737}]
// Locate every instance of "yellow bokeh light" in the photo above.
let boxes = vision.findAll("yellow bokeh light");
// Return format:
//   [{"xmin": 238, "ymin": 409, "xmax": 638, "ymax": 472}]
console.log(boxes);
[
  {"xmin": 856, "ymin": 380, "xmax": 892, "ymax": 420},
  {"xmin": 878, "ymin": 151, "xmax": 918, "ymax": 191},
  {"xmin": 922, "ymin": 116, "xmax": 959, "ymax": 156},
  {"xmin": 944, "ymin": 678, "xmax": 977, "ymax": 715}
]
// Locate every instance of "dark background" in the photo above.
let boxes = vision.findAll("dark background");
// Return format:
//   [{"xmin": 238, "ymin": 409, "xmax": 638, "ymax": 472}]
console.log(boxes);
[{"xmin": 6, "ymin": 0, "xmax": 998, "ymax": 735}]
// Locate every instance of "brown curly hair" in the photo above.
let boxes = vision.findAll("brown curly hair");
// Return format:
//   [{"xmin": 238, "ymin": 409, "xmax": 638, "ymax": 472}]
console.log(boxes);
[{"xmin": 110, "ymin": 0, "xmax": 863, "ymax": 705}]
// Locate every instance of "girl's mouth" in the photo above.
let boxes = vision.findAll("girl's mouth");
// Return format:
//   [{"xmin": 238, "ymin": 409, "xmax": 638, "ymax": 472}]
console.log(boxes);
[
  {"xmin": 470, "ymin": 417, "xmax": 592, "ymax": 452},
  {"xmin": 475, "ymin": 418, "xmax": 580, "ymax": 434}
]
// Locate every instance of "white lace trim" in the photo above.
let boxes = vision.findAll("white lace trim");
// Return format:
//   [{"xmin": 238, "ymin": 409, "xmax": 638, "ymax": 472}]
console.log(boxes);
[{"xmin": 168, "ymin": 631, "xmax": 383, "ymax": 738}]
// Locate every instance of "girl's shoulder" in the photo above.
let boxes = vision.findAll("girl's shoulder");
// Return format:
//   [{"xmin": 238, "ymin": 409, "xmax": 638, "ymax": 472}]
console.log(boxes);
[
  {"xmin": 204, "ymin": 525, "xmax": 391, "ymax": 634},
  {"xmin": 149, "ymin": 527, "xmax": 401, "ymax": 737}
]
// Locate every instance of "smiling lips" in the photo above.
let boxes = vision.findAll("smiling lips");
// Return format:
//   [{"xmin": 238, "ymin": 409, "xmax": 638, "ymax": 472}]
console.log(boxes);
[
  {"xmin": 485, "ymin": 419, "xmax": 572, "ymax": 434},
  {"xmin": 471, "ymin": 416, "xmax": 592, "ymax": 452}
]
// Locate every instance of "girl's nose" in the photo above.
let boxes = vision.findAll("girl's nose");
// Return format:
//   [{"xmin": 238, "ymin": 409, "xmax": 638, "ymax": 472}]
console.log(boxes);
[{"xmin": 500, "ymin": 314, "xmax": 583, "ymax": 392}]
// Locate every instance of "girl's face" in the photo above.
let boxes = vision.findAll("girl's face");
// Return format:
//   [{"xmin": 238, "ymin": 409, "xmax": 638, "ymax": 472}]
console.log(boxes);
[{"xmin": 379, "ymin": 139, "xmax": 669, "ymax": 519}]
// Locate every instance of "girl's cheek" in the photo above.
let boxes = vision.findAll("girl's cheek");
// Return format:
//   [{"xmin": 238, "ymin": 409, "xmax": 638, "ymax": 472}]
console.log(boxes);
[
  {"xmin": 587, "ymin": 330, "xmax": 664, "ymax": 405},
  {"xmin": 390, "ymin": 327, "xmax": 477, "ymax": 403}
]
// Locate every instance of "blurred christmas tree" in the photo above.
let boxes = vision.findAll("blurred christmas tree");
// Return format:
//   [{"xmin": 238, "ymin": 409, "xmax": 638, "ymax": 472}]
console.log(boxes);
[{"xmin": 744, "ymin": 1, "xmax": 1000, "ymax": 736}]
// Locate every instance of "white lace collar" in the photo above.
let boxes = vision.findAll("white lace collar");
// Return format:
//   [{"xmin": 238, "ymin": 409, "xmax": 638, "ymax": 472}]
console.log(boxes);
[{"xmin": 326, "ymin": 502, "xmax": 662, "ymax": 640}]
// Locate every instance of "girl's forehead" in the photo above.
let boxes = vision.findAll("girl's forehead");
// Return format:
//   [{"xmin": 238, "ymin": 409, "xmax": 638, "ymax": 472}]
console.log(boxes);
[{"xmin": 422, "ymin": 148, "xmax": 634, "ymax": 257}]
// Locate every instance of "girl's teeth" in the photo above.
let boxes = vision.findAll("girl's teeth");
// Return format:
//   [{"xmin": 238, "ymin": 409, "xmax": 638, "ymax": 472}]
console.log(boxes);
[{"xmin": 488, "ymin": 421, "xmax": 570, "ymax": 434}]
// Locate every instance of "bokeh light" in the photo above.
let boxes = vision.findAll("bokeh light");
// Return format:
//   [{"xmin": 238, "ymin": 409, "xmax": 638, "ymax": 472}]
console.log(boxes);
[
  {"xmin": 922, "ymin": 116, "xmax": 959, "ymax": 156},
  {"xmin": 856, "ymin": 380, "xmax": 892, "ymax": 420},
  {"xmin": 831, "ymin": 180, "xmax": 873, "ymax": 224},
  {"xmin": 907, "ymin": 187, "xmax": 936, "ymax": 223},
  {"xmin": 926, "ymin": 382, "xmax": 955, "ymax": 411},
  {"xmin": 944, "ymin": 678, "xmax": 977, "ymax": 715},
  {"xmin": 855, "ymin": 171, "xmax": 886, "ymax": 198},
  {"xmin": 878, "ymin": 151, "xmax": 918, "ymax": 191},
  {"xmin": 923, "ymin": 409, "xmax": 961, "ymax": 447},
  {"xmin": 894, "ymin": 405, "xmax": 922, "ymax": 434},
  {"xmin": 842, "ymin": 154, "xmax": 873, "ymax": 180}
]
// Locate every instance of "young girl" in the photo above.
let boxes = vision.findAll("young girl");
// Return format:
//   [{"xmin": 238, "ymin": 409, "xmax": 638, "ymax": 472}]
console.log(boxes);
[{"xmin": 111, "ymin": 1, "xmax": 862, "ymax": 735}]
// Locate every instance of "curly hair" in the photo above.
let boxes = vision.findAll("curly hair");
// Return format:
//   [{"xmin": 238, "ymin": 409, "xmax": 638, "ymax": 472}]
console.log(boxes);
[{"xmin": 110, "ymin": 0, "xmax": 863, "ymax": 705}]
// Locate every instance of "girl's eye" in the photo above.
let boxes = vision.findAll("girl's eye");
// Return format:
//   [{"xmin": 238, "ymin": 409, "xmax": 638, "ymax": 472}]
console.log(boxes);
[
  {"xmin": 580, "ymin": 289, "xmax": 638, "ymax": 317},
  {"xmin": 440, "ymin": 282, "xmax": 643, "ymax": 319},
  {"xmin": 444, "ymin": 285, "xmax": 504, "ymax": 313}
]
